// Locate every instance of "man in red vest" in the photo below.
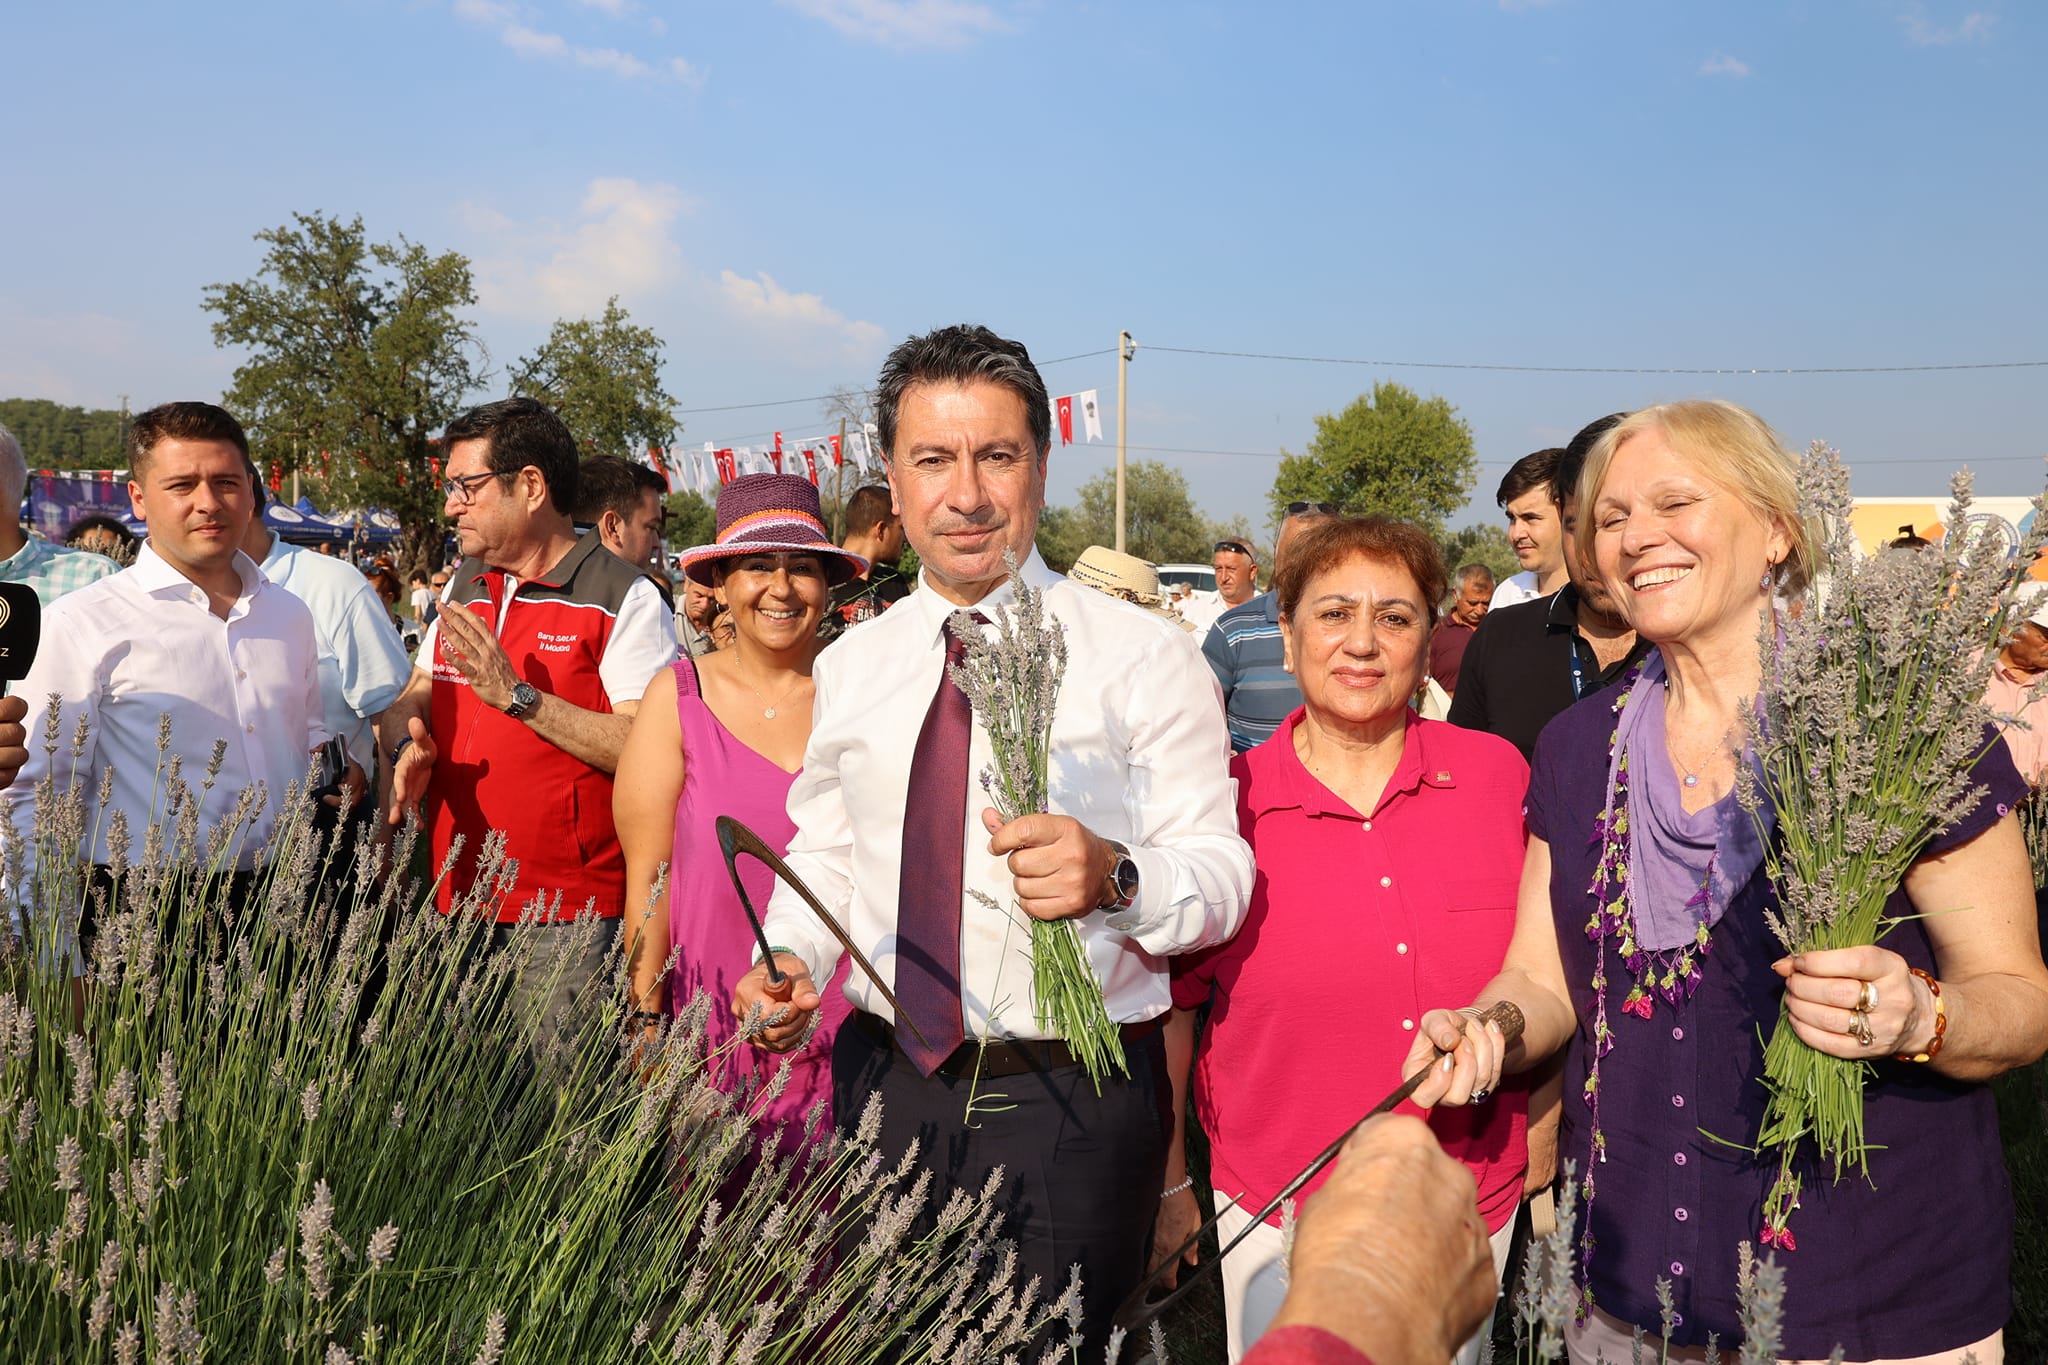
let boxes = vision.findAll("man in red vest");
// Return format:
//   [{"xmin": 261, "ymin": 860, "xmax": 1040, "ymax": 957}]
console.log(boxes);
[{"xmin": 386, "ymin": 398, "xmax": 677, "ymax": 1020}]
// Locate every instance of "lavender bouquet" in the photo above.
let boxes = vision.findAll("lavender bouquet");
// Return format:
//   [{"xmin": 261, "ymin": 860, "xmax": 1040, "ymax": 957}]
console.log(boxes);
[
  {"xmin": 1737, "ymin": 442, "xmax": 2045, "ymax": 1247},
  {"xmin": 949, "ymin": 556, "xmax": 1128, "ymax": 1090}
]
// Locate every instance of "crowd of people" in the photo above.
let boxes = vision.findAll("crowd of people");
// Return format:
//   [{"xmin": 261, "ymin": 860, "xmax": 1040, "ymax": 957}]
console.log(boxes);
[{"xmin": 0, "ymin": 322, "xmax": 2045, "ymax": 1365}]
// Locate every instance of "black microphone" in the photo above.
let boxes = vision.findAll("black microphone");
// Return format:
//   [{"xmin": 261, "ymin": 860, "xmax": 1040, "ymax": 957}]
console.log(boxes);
[{"xmin": 0, "ymin": 581, "xmax": 43, "ymax": 685}]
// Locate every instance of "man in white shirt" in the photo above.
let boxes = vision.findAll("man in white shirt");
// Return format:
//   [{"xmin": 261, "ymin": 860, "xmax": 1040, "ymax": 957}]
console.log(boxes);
[
  {"xmin": 239, "ymin": 471, "xmax": 410, "ymax": 884},
  {"xmin": 1489, "ymin": 447, "xmax": 1568, "ymax": 608},
  {"xmin": 734, "ymin": 324, "xmax": 1252, "ymax": 1355},
  {"xmin": 3, "ymin": 402, "xmax": 326, "ymax": 947},
  {"xmin": 1176, "ymin": 535, "xmax": 1260, "ymax": 641}
]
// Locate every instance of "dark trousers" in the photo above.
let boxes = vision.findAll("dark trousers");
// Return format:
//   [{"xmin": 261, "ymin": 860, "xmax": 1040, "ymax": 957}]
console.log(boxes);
[{"xmin": 832, "ymin": 1015, "xmax": 1170, "ymax": 1360}]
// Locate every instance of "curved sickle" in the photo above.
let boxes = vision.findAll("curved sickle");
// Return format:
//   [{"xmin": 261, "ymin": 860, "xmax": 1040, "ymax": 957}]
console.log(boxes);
[
  {"xmin": 1108, "ymin": 1000, "xmax": 1527, "ymax": 1348},
  {"xmin": 715, "ymin": 814, "xmax": 930, "ymax": 1051}
]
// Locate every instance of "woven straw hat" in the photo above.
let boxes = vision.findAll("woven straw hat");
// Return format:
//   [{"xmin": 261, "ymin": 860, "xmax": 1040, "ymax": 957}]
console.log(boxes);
[
  {"xmin": 677, "ymin": 474, "xmax": 868, "ymax": 587},
  {"xmin": 1069, "ymin": 546, "xmax": 1194, "ymax": 632}
]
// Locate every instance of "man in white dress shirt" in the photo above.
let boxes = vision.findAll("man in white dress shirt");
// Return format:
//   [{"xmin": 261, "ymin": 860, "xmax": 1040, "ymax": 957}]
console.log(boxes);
[
  {"xmin": 734, "ymin": 324, "xmax": 1253, "ymax": 1353},
  {"xmin": 3, "ymin": 402, "xmax": 326, "ymax": 950},
  {"xmin": 239, "ymin": 470, "xmax": 410, "ymax": 890}
]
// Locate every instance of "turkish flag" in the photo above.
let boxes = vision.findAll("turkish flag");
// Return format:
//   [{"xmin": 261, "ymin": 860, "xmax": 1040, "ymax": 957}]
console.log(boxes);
[
  {"xmin": 773, "ymin": 431, "xmax": 783, "ymax": 455},
  {"xmin": 1055, "ymin": 395, "xmax": 1074, "ymax": 445},
  {"xmin": 714, "ymin": 448, "xmax": 737, "ymax": 484},
  {"xmin": 829, "ymin": 434, "xmax": 843, "ymax": 467},
  {"xmin": 802, "ymin": 449, "xmax": 819, "ymax": 484}
]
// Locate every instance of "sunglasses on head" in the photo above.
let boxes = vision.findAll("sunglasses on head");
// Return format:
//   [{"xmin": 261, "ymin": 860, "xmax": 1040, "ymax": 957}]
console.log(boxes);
[
  {"xmin": 1215, "ymin": 539, "xmax": 1254, "ymax": 558},
  {"xmin": 1285, "ymin": 501, "xmax": 1339, "ymax": 518}
]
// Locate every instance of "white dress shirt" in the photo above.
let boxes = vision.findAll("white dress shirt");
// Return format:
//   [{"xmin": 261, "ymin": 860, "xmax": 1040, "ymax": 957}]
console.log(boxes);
[
  {"xmin": 1489, "ymin": 570, "xmax": 1542, "ymax": 608},
  {"xmin": 762, "ymin": 549, "xmax": 1253, "ymax": 1039},
  {"xmin": 3, "ymin": 542, "xmax": 327, "ymax": 873},
  {"xmin": 261, "ymin": 534, "xmax": 410, "ymax": 772}
]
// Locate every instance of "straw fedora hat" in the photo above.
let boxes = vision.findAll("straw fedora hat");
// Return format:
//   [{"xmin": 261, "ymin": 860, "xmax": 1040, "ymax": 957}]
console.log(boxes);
[{"xmin": 1069, "ymin": 546, "xmax": 1195, "ymax": 632}]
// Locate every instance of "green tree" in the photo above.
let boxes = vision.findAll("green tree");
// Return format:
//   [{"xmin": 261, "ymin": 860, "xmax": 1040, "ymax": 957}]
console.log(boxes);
[
  {"xmin": 662, "ymin": 488, "xmax": 717, "ymax": 553},
  {"xmin": 203, "ymin": 212, "xmax": 488, "ymax": 574},
  {"xmin": 0, "ymin": 399, "xmax": 127, "ymax": 469},
  {"xmin": 1440, "ymin": 521, "xmax": 1520, "ymax": 586},
  {"xmin": 509, "ymin": 296, "xmax": 678, "ymax": 461},
  {"xmin": 1046, "ymin": 460, "xmax": 1229, "ymax": 569},
  {"xmin": 1269, "ymin": 381, "xmax": 1477, "ymax": 537}
]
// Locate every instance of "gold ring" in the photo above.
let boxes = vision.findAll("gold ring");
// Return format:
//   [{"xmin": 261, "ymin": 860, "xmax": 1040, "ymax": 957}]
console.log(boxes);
[
  {"xmin": 1857, "ymin": 980, "xmax": 1879, "ymax": 1013},
  {"xmin": 1849, "ymin": 1009, "xmax": 1874, "ymax": 1046}
]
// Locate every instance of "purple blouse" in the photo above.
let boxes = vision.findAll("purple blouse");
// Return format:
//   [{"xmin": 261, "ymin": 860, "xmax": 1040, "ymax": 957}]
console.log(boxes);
[{"xmin": 1525, "ymin": 687, "xmax": 2025, "ymax": 1360}]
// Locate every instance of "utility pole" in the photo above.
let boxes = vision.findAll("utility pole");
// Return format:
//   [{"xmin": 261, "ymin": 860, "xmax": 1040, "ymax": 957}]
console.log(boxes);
[{"xmin": 1115, "ymin": 330, "xmax": 1136, "ymax": 553}]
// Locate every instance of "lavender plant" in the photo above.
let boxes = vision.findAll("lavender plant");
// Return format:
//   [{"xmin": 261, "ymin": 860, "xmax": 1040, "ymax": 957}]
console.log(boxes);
[
  {"xmin": 948, "ymin": 554, "xmax": 1126, "ymax": 1089},
  {"xmin": 0, "ymin": 709, "xmax": 1066, "ymax": 1362},
  {"xmin": 1737, "ymin": 442, "xmax": 2047, "ymax": 1247}
]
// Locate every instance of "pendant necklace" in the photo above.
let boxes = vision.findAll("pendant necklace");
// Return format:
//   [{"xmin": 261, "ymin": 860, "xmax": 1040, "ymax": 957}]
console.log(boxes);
[{"xmin": 743, "ymin": 670, "xmax": 805, "ymax": 720}]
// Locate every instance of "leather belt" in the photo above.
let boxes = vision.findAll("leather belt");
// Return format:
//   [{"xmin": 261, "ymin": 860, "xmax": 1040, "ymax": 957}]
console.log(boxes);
[{"xmin": 851, "ymin": 1009, "xmax": 1163, "ymax": 1079}]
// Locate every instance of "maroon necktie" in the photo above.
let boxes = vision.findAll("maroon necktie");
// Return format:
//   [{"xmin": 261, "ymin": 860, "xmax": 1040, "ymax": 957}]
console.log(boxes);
[{"xmin": 893, "ymin": 616, "xmax": 975, "ymax": 1075}]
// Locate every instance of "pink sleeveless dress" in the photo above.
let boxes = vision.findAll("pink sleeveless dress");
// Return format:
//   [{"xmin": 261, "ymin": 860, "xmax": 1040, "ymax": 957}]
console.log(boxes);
[{"xmin": 669, "ymin": 657, "xmax": 851, "ymax": 1153}]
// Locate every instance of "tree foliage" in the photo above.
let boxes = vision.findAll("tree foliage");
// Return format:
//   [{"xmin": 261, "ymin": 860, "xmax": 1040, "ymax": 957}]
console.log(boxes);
[
  {"xmin": 1440, "ymin": 521, "xmax": 1521, "ymax": 586},
  {"xmin": 1268, "ymin": 381, "xmax": 1477, "ymax": 537},
  {"xmin": 508, "ymin": 297, "xmax": 678, "ymax": 462},
  {"xmin": 1035, "ymin": 460, "xmax": 1241, "ymax": 573},
  {"xmin": 0, "ymin": 399, "xmax": 126, "ymax": 469},
  {"xmin": 662, "ymin": 489, "xmax": 717, "ymax": 553},
  {"xmin": 203, "ymin": 212, "xmax": 488, "ymax": 573}
]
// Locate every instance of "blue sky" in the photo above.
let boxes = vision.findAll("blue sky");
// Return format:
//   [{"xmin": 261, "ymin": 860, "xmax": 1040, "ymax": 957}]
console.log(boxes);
[{"xmin": 3, "ymin": 0, "xmax": 2042, "ymax": 532}]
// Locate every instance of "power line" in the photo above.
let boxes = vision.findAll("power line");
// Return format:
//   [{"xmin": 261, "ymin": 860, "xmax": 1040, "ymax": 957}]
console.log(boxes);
[
  {"xmin": 1142, "ymin": 345, "xmax": 2048, "ymax": 377},
  {"xmin": 1043, "ymin": 440, "xmax": 2047, "ymax": 470}
]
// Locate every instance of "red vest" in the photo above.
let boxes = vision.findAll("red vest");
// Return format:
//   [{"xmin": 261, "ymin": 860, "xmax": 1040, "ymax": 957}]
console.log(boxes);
[{"xmin": 426, "ymin": 535, "xmax": 642, "ymax": 921}]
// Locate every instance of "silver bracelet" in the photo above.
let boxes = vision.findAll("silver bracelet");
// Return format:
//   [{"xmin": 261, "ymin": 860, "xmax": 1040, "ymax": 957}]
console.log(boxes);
[{"xmin": 1161, "ymin": 1177, "xmax": 1194, "ymax": 1199}]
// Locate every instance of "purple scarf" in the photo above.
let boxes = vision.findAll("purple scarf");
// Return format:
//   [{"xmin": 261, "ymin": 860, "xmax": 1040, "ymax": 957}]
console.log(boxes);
[{"xmin": 1606, "ymin": 652, "xmax": 1773, "ymax": 952}]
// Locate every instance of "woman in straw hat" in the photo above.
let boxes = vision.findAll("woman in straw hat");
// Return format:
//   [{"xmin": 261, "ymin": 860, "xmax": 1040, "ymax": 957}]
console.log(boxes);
[{"xmin": 615, "ymin": 474, "xmax": 868, "ymax": 1149}]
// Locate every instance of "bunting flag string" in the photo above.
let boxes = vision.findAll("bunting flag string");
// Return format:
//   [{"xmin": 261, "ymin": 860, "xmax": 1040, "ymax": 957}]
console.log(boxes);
[
  {"xmin": 1046, "ymin": 390, "xmax": 1102, "ymax": 445},
  {"xmin": 661, "ymin": 425, "xmax": 897, "ymax": 490}
]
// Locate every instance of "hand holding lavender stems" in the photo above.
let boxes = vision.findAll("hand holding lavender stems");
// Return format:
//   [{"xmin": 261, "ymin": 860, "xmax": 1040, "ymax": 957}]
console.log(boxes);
[{"xmin": 948, "ymin": 554, "xmax": 1128, "ymax": 1087}]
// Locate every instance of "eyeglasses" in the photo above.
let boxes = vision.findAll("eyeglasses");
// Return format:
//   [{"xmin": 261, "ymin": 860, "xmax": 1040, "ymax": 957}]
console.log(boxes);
[
  {"xmin": 443, "ymin": 470, "xmax": 508, "ymax": 506},
  {"xmin": 1285, "ymin": 501, "xmax": 1339, "ymax": 518},
  {"xmin": 1215, "ymin": 540, "xmax": 1255, "ymax": 558}
]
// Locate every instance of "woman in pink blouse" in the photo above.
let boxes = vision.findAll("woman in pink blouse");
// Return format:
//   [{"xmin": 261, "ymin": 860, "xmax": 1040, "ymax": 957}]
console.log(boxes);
[{"xmin": 1159, "ymin": 516, "xmax": 1530, "ymax": 1364}]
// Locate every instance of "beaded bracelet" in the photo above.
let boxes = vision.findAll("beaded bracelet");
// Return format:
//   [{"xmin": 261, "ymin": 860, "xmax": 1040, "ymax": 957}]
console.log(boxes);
[
  {"xmin": 1161, "ymin": 1177, "xmax": 1194, "ymax": 1199},
  {"xmin": 1893, "ymin": 968, "xmax": 1946, "ymax": 1064}
]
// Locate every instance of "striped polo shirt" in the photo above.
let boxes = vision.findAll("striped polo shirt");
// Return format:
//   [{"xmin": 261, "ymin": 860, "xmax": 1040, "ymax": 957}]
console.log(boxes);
[{"xmin": 1200, "ymin": 590, "xmax": 1301, "ymax": 754}]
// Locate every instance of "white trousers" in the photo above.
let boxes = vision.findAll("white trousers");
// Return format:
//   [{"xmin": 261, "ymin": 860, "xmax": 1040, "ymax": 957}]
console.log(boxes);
[{"xmin": 1215, "ymin": 1194, "xmax": 1517, "ymax": 1365}]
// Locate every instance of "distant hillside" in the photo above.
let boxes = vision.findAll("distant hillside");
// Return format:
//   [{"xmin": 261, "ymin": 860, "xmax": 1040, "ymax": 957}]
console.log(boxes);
[{"xmin": 0, "ymin": 399, "xmax": 128, "ymax": 469}]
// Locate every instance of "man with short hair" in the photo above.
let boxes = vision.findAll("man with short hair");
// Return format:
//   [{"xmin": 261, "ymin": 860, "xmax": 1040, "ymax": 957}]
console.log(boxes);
[
  {"xmin": 238, "ymin": 471, "xmax": 409, "ymax": 874},
  {"xmin": 1449, "ymin": 418, "xmax": 1644, "ymax": 760},
  {"xmin": 1179, "ymin": 536, "xmax": 1258, "ymax": 640},
  {"xmin": 674, "ymin": 573, "xmax": 719, "ymax": 658},
  {"xmin": 821, "ymin": 482, "xmax": 912, "ymax": 640},
  {"xmin": 3, "ymin": 402, "xmax": 326, "ymax": 917},
  {"xmin": 408, "ymin": 570, "xmax": 435, "ymax": 625},
  {"xmin": 1429, "ymin": 563, "xmax": 1494, "ymax": 695},
  {"xmin": 733, "ymin": 324, "xmax": 1251, "ymax": 1356},
  {"xmin": 1489, "ymin": 449, "xmax": 1568, "ymax": 608},
  {"xmin": 1202, "ymin": 505, "xmax": 1335, "ymax": 753},
  {"xmin": 574, "ymin": 455, "xmax": 669, "ymax": 576},
  {"xmin": 0, "ymin": 422, "xmax": 121, "ymax": 606},
  {"xmin": 385, "ymin": 398, "xmax": 677, "ymax": 1008}
]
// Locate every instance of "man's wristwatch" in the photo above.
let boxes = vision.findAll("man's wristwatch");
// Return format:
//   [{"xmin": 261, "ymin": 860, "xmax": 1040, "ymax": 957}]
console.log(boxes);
[
  {"xmin": 502, "ymin": 681, "xmax": 542, "ymax": 720},
  {"xmin": 1098, "ymin": 840, "xmax": 1140, "ymax": 912}
]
